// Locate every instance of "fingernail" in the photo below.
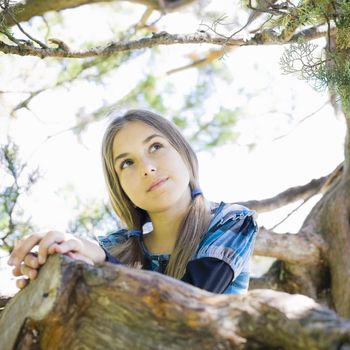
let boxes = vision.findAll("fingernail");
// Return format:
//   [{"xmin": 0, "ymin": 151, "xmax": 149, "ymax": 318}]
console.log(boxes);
[{"xmin": 8, "ymin": 257, "xmax": 18, "ymax": 266}]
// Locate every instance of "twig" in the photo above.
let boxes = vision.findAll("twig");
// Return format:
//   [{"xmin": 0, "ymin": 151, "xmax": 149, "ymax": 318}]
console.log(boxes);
[
  {"xmin": 0, "ymin": 28, "xmax": 22, "ymax": 45},
  {"xmin": 5, "ymin": 10, "xmax": 48, "ymax": 48},
  {"xmin": 269, "ymin": 194, "xmax": 314, "ymax": 231},
  {"xmin": 10, "ymin": 89, "xmax": 44, "ymax": 116},
  {"xmin": 272, "ymin": 99, "xmax": 331, "ymax": 141}
]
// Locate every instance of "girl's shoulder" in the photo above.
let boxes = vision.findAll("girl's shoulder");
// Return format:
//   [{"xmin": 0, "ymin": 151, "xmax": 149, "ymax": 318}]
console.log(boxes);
[
  {"xmin": 196, "ymin": 201, "xmax": 258, "ymax": 253},
  {"xmin": 207, "ymin": 201, "xmax": 257, "ymax": 233},
  {"xmin": 194, "ymin": 201, "xmax": 258, "ymax": 274}
]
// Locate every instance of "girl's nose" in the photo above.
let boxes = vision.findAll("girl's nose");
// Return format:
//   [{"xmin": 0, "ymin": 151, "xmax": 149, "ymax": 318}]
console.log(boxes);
[
  {"xmin": 141, "ymin": 160, "xmax": 156, "ymax": 176},
  {"xmin": 144, "ymin": 168, "xmax": 156, "ymax": 176}
]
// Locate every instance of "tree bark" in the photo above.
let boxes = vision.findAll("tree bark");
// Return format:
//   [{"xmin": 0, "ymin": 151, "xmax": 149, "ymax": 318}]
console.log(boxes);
[
  {"xmin": 0, "ymin": 294, "xmax": 15, "ymax": 313},
  {"xmin": 253, "ymin": 227, "xmax": 323, "ymax": 265},
  {"xmin": 1, "ymin": 255, "xmax": 350, "ymax": 350}
]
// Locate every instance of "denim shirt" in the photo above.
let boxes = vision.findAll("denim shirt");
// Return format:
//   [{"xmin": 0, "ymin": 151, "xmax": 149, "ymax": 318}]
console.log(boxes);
[{"xmin": 98, "ymin": 201, "xmax": 258, "ymax": 295}]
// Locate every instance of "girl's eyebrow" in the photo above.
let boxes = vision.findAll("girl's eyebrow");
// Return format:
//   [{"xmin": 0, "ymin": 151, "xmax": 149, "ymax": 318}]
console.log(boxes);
[{"xmin": 113, "ymin": 133, "xmax": 164, "ymax": 164}]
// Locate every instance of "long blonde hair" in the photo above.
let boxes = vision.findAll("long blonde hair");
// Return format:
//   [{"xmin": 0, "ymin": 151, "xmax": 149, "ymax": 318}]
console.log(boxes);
[{"xmin": 101, "ymin": 109, "xmax": 211, "ymax": 278}]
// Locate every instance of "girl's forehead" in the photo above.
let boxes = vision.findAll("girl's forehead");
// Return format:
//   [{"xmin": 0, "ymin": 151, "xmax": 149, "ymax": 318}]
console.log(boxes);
[{"xmin": 112, "ymin": 121, "xmax": 166, "ymax": 150}]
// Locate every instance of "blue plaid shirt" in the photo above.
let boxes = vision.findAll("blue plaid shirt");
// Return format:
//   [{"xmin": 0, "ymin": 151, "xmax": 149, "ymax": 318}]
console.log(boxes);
[{"xmin": 98, "ymin": 201, "xmax": 258, "ymax": 295}]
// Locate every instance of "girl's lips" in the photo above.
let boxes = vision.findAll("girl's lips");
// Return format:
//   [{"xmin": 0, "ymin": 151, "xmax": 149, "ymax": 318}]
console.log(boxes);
[{"xmin": 147, "ymin": 178, "xmax": 168, "ymax": 192}]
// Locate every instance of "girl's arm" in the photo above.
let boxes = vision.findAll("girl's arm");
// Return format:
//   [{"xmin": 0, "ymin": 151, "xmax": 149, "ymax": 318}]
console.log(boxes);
[{"xmin": 181, "ymin": 257, "xmax": 234, "ymax": 293}]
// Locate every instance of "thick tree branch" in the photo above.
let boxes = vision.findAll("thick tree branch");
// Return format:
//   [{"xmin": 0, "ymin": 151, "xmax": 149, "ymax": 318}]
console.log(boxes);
[
  {"xmin": 0, "ymin": 293, "xmax": 15, "ymax": 313},
  {"xmin": 253, "ymin": 227, "xmax": 324, "ymax": 265},
  {"xmin": 343, "ymin": 115, "xmax": 350, "ymax": 181},
  {"xmin": 238, "ymin": 162, "xmax": 343, "ymax": 213},
  {"xmin": 1, "ymin": 255, "xmax": 350, "ymax": 350},
  {"xmin": 249, "ymin": 261, "xmax": 282, "ymax": 291},
  {"xmin": 0, "ymin": 27, "xmax": 335, "ymax": 59}
]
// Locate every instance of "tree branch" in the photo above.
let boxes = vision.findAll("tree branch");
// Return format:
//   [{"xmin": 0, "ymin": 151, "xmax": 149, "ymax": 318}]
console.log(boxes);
[
  {"xmin": 253, "ymin": 227, "xmax": 324, "ymax": 265},
  {"xmin": 343, "ymin": 114, "xmax": 350, "ymax": 180},
  {"xmin": 3, "ymin": 0, "xmax": 196, "ymax": 26},
  {"xmin": 238, "ymin": 162, "xmax": 343, "ymax": 213},
  {"xmin": 0, "ymin": 26, "xmax": 335, "ymax": 59},
  {"xmin": 249, "ymin": 260, "xmax": 282, "ymax": 291},
  {"xmin": 1, "ymin": 255, "xmax": 350, "ymax": 350}
]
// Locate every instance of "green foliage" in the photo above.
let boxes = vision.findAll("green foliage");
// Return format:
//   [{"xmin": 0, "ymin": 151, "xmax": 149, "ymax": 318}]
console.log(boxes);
[
  {"xmin": 172, "ymin": 116, "xmax": 189, "ymax": 129},
  {"xmin": 68, "ymin": 200, "xmax": 121, "ymax": 240},
  {"xmin": 278, "ymin": 1, "xmax": 350, "ymax": 115},
  {"xmin": 280, "ymin": 41, "xmax": 326, "ymax": 89},
  {"xmin": 189, "ymin": 107, "xmax": 238, "ymax": 151},
  {"xmin": 335, "ymin": 1, "xmax": 350, "ymax": 28},
  {"xmin": 177, "ymin": 71, "xmax": 238, "ymax": 151},
  {"xmin": 118, "ymin": 74, "xmax": 167, "ymax": 114},
  {"xmin": 0, "ymin": 140, "xmax": 40, "ymax": 251}
]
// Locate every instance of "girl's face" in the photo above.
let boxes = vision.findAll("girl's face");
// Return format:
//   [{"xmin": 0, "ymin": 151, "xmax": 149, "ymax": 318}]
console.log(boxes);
[{"xmin": 112, "ymin": 121, "xmax": 191, "ymax": 214}]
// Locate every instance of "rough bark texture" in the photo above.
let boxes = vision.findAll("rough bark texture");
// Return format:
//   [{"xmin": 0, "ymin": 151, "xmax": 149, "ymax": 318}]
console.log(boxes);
[
  {"xmin": 1, "ymin": 255, "xmax": 350, "ymax": 350},
  {"xmin": 0, "ymin": 294, "xmax": 14, "ymax": 313},
  {"xmin": 253, "ymin": 227, "xmax": 323, "ymax": 265}
]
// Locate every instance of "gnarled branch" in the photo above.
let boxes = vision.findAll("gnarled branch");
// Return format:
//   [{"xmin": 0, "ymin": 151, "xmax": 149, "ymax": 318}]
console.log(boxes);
[
  {"xmin": 1, "ymin": 255, "xmax": 350, "ymax": 350},
  {"xmin": 239, "ymin": 162, "xmax": 343, "ymax": 213},
  {"xmin": 253, "ymin": 227, "xmax": 324, "ymax": 265}
]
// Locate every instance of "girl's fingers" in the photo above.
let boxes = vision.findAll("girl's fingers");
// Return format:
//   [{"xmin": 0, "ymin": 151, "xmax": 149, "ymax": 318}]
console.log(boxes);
[
  {"xmin": 16, "ymin": 278, "xmax": 29, "ymax": 289},
  {"xmin": 52, "ymin": 239, "xmax": 83, "ymax": 255},
  {"xmin": 48, "ymin": 243, "xmax": 61, "ymax": 255},
  {"xmin": 8, "ymin": 232, "xmax": 46, "ymax": 266},
  {"xmin": 12, "ymin": 253, "xmax": 40, "ymax": 278},
  {"xmin": 37, "ymin": 231, "xmax": 67, "ymax": 264},
  {"xmin": 23, "ymin": 252, "xmax": 40, "ymax": 269},
  {"xmin": 20, "ymin": 263, "xmax": 38, "ymax": 280},
  {"xmin": 12, "ymin": 265, "xmax": 22, "ymax": 277},
  {"xmin": 66, "ymin": 252, "xmax": 94, "ymax": 265}
]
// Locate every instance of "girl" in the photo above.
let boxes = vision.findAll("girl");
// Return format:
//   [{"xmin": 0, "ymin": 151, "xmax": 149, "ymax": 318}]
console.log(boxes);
[{"xmin": 8, "ymin": 109, "xmax": 258, "ymax": 294}]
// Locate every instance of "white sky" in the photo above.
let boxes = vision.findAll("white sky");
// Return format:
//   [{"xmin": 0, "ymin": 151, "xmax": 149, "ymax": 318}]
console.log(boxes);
[{"xmin": 0, "ymin": 0, "xmax": 346, "ymax": 292}]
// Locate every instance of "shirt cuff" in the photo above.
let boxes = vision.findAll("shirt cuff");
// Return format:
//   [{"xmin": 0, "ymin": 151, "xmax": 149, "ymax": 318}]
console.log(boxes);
[{"xmin": 100, "ymin": 246, "xmax": 121, "ymax": 265}]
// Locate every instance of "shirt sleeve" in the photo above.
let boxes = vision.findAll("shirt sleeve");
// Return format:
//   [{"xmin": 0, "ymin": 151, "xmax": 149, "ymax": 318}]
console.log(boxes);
[
  {"xmin": 196, "ymin": 205, "xmax": 258, "ymax": 282},
  {"xmin": 98, "ymin": 229, "xmax": 128, "ymax": 265},
  {"xmin": 101, "ymin": 246, "xmax": 122, "ymax": 265},
  {"xmin": 181, "ymin": 257, "xmax": 234, "ymax": 293}
]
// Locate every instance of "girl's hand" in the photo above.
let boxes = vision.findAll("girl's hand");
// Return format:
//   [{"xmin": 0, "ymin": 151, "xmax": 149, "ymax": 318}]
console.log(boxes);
[
  {"xmin": 8, "ymin": 230, "xmax": 106, "ymax": 288},
  {"xmin": 12, "ymin": 252, "xmax": 40, "ymax": 289},
  {"xmin": 12, "ymin": 250, "xmax": 94, "ymax": 289}
]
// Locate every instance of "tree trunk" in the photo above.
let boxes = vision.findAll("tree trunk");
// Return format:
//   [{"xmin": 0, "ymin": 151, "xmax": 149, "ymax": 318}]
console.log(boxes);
[{"xmin": 1, "ymin": 255, "xmax": 350, "ymax": 350}]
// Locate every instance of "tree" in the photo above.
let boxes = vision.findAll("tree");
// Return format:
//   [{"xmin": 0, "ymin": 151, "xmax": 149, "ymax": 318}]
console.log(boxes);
[
  {"xmin": 0, "ymin": 139, "xmax": 40, "ymax": 251},
  {"xmin": 2, "ymin": 254, "xmax": 350, "ymax": 350},
  {"xmin": 0, "ymin": 0, "xmax": 350, "ymax": 337}
]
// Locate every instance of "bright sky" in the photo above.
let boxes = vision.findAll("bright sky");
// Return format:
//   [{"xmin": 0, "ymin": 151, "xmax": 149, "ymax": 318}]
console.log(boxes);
[{"xmin": 0, "ymin": 0, "xmax": 346, "ymax": 292}]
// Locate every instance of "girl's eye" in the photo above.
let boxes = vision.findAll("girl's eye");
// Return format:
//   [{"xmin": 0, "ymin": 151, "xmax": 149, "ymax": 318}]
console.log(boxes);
[
  {"xmin": 120, "ymin": 159, "xmax": 133, "ymax": 170},
  {"xmin": 150, "ymin": 142, "xmax": 163, "ymax": 152}
]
